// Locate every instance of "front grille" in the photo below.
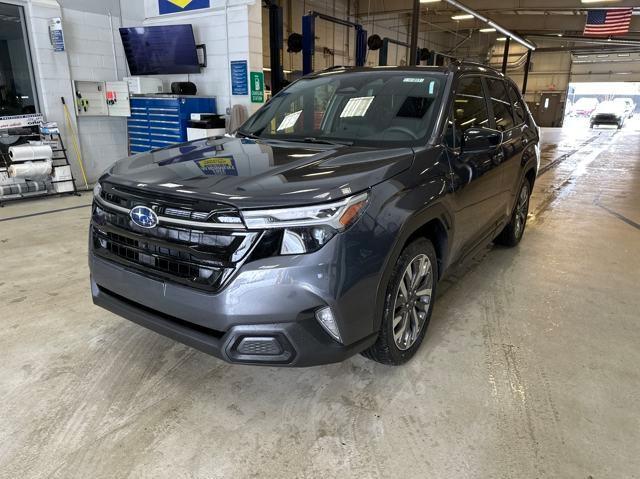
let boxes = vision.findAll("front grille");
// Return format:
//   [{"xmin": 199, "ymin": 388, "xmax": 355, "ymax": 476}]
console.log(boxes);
[
  {"xmin": 99, "ymin": 182, "xmax": 244, "ymax": 226},
  {"xmin": 92, "ymin": 187, "xmax": 260, "ymax": 292}
]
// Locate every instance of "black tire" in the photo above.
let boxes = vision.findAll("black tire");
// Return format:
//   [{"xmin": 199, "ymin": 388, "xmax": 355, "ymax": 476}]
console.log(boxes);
[
  {"xmin": 495, "ymin": 177, "xmax": 532, "ymax": 247},
  {"xmin": 361, "ymin": 238, "xmax": 438, "ymax": 365}
]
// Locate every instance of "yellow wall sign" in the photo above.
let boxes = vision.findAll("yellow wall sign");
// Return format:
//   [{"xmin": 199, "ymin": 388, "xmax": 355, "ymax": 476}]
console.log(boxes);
[{"xmin": 159, "ymin": 0, "xmax": 210, "ymax": 15}]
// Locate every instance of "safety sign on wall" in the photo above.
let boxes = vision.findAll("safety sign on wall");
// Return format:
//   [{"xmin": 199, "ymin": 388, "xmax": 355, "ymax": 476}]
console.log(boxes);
[
  {"xmin": 230, "ymin": 61, "xmax": 248, "ymax": 96},
  {"xmin": 48, "ymin": 18, "xmax": 65, "ymax": 52},
  {"xmin": 250, "ymin": 72, "xmax": 264, "ymax": 103},
  {"xmin": 159, "ymin": 0, "xmax": 210, "ymax": 15}
]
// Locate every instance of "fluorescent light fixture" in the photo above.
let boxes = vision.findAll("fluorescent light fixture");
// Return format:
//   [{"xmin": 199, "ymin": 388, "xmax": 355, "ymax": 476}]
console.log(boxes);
[
  {"xmin": 419, "ymin": 0, "xmax": 440, "ymax": 3},
  {"xmin": 479, "ymin": 27, "xmax": 496, "ymax": 33},
  {"xmin": 452, "ymin": 14, "xmax": 474, "ymax": 20},
  {"xmin": 581, "ymin": 0, "xmax": 621, "ymax": 3},
  {"xmin": 443, "ymin": 0, "xmax": 535, "ymax": 50},
  {"xmin": 496, "ymin": 37, "xmax": 507, "ymax": 41},
  {"xmin": 557, "ymin": 33, "xmax": 563, "ymax": 37}
]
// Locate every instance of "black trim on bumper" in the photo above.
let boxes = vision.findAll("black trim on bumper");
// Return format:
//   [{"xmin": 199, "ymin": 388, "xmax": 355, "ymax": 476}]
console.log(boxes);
[{"xmin": 92, "ymin": 282, "xmax": 377, "ymax": 367}]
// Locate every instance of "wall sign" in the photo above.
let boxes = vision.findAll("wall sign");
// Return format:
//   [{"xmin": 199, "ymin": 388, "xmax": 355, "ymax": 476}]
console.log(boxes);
[
  {"xmin": 230, "ymin": 60, "xmax": 248, "ymax": 96},
  {"xmin": 48, "ymin": 18, "xmax": 65, "ymax": 52},
  {"xmin": 250, "ymin": 72, "xmax": 264, "ymax": 103},
  {"xmin": 159, "ymin": 0, "xmax": 210, "ymax": 15}
]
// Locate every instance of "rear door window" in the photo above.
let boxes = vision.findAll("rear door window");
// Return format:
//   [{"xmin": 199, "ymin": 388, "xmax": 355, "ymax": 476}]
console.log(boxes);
[
  {"xmin": 506, "ymin": 82, "xmax": 527, "ymax": 125},
  {"xmin": 486, "ymin": 79, "xmax": 515, "ymax": 131}
]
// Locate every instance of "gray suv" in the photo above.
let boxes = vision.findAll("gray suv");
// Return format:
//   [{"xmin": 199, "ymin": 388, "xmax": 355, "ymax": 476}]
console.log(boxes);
[{"xmin": 90, "ymin": 63, "xmax": 539, "ymax": 366}]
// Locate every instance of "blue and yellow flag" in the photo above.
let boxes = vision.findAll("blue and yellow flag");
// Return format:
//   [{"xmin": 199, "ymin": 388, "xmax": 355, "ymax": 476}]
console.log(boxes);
[{"xmin": 159, "ymin": 0, "xmax": 210, "ymax": 15}]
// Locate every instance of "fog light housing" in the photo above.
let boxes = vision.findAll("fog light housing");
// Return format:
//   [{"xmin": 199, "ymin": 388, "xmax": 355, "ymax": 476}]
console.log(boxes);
[{"xmin": 315, "ymin": 307, "xmax": 342, "ymax": 343}]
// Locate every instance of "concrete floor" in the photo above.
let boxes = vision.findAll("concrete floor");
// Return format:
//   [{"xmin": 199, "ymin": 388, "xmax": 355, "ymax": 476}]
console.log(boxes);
[{"xmin": 1, "ymin": 122, "xmax": 639, "ymax": 478}]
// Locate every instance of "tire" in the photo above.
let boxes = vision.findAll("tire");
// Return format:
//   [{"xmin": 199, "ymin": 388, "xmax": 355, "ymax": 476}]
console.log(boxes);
[
  {"xmin": 495, "ymin": 177, "xmax": 531, "ymax": 247},
  {"xmin": 361, "ymin": 238, "xmax": 438, "ymax": 365}
]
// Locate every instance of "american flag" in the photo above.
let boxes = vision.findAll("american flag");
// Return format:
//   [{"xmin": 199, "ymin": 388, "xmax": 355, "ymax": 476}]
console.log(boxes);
[{"xmin": 584, "ymin": 9, "xmax": 633, "ymax": 36}]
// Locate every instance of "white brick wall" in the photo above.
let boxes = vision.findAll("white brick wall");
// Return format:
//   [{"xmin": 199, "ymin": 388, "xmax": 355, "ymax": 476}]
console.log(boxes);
[
  {"xmin": 138, "ymin": 0, "xmax": 264, "ymax": 116},
  {"xmin": 21, "ymin": 0, "xmax": 263, "ymax": 183}
]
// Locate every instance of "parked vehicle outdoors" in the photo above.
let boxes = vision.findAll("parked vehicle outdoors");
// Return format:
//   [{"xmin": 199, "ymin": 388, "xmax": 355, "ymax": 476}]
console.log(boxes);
[
  {"xmin": 613, "ymin": 97, "xmax": 635, "ymax": 118},
  {"xmin": 89, "ymin": 63, "xmax": 540, "ymax": 366},
  {"xmin": 572, "ymin": 97, "xmax": 599, "ymax": 117},
  {"xmin": 590, "ymin": 100, "xmax": 627, "ymax": 129}
]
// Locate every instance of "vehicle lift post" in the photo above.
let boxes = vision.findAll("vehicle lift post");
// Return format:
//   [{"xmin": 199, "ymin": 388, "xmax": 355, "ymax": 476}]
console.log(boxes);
[
  {"xmin": 378, "ymin": 38, "xmax": 421, "ymax": 66},
  {"xmin": 265, "ymin": 0, "xmax": 284, "ymax": 95},
  {"xmin": 501, "ymin": 36, "xmax": 511, "ymax": 75},
  {"xmin": 302, "ymin": 11, "xmax": 367, "ymax": 75}
]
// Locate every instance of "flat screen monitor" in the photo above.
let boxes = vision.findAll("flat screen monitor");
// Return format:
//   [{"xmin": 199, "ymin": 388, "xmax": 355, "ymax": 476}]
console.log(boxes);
[{"xmin": 119, "ymin": 25, "xmax": 201, "ymax": 75}]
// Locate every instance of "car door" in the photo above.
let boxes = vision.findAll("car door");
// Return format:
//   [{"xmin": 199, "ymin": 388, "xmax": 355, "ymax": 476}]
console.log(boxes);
[
  {"xmin": 485, "ymin": 77, "xmax": 522, "ymax": 219},
  {"xmin": 444, "ymin": 75, "xmax": 506, "ymax": 261},
  {"xmin": 505, "ymin": 80, "xmax": 536, "ymax": 214}
]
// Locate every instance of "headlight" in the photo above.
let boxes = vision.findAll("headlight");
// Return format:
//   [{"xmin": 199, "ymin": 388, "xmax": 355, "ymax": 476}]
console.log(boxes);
[
  {"xmin": 242, "ymin": 192, "xmax": 369, "ymax": 255},
  {"xmin": 93, "ymin": 182, "xmax": 102, "ymax": 198}
]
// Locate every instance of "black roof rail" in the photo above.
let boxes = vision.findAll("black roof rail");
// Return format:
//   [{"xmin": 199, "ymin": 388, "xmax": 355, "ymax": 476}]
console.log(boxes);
[
  {"xmin": 321, "ymin": 65, "xmax": 353, "ymax": 72},
  {"xmin": 448, "ymin": 60, "xmax": 501, "ymax": 73}
]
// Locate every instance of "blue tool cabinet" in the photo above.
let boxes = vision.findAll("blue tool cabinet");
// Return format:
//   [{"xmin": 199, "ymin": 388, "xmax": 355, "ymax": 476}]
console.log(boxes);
[{"xmin": 127, "ymin": 96, "xmax": 217, "ymax": 154}]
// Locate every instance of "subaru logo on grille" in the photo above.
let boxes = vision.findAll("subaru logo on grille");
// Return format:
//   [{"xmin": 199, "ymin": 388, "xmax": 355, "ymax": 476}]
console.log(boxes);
[{"xmin": 130, "ymin": 205, "xmax": 158, "ymax": 228}]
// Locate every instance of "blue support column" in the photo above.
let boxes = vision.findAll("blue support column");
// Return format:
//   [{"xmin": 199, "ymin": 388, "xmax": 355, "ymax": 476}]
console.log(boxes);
[
  {"xmin": 355, "ymin": 27, "xmax": 367, "ymax": 67},
  {"xmin": 302, "ymin": 15, "xmax": 315, "ymax": 75}
]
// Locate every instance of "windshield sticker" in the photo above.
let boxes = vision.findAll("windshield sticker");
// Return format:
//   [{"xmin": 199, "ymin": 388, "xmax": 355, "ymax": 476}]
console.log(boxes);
[
  {"xmin": 403, "ymin": 78, "xmax": 425, "ymax": 83},
  {"xmin": 340, "ymin": 96, "xmax": 375, "ymax": 118},
  {"xmin": 195, "ymin": 157, "xmax": 238, "ymax": 176},
  {"xmin": 277, "ymin": 110, "xmax": 302, "ymax": 131}
]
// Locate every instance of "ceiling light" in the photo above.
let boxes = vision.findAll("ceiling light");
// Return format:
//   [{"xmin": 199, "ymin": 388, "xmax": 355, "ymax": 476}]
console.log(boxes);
[
  {"xmin": 496, "ymin": 37, "xmax": 507, "ymax": 41},
  {"xmin": 580, "ymin": 0, "xmax": 621, "ymax": 3},
  {"xmin": 419, "ymin": 0, "xmax": 440, "ymax": 3},
  {"xmin": 480, "ymin": 27, "xmax": 496, "ymax": 33},
  {"xmin": 557, "ymin": 33, "xmax": 563, "ymax": 37},
  {"xmin": 451, "ymin": 14, "xmax": 474, "ymax": 20}
]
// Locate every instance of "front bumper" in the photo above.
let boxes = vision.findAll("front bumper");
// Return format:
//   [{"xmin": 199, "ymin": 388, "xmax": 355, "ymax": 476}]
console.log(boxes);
[{"xmin": 89, "ymin": 229, "xmax": 381, "ymax": 366}]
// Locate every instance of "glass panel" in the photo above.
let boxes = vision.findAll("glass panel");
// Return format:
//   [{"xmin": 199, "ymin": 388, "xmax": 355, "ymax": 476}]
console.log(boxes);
[
  {"xmin": 0, "ymin": 3, "xmax": 38, "ymax": 116},
  {"xmin": 486, "ymin": 78, "xmax": 515, "ymax": 131},
  {"xmin": 241, "ymin": 71, "xmax": 445, "ymax": 147},
  {"xmin": 452, "ymin": 76, "xmax": 490, "ymax": 133},
  {"xmin": 506, "ymin": 83, "xmax": 526, "ymax": 125}
]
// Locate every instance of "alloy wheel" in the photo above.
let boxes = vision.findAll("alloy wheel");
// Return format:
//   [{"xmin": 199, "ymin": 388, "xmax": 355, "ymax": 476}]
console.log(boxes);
[
  {"xmin": 392, "ymin": 254, "xmax": 433, "ymax": 350},
  {"xmin": 514, "ymin": 182, "xmax": 530, "ymax": 239}
]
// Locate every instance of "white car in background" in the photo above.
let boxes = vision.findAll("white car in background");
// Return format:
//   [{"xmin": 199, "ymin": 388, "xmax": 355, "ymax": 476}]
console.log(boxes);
[{"xmin": 590, "ymin": 101, "xmax": 627, "ymax": 129}]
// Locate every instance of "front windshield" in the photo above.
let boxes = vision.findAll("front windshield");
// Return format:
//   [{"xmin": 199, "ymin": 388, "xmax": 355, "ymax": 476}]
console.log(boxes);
[{"xmin": 239, "ymin": 70, "xmax": 446, "ymax": 147}]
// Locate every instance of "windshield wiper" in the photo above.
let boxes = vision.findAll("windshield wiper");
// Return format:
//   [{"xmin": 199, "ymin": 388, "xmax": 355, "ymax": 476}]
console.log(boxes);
[
  {"xmin": 235, "ymin": 130, "xmax": 262, "ymax": 140},
  {"xmin": 294, "ymin": 137, "xmax": 353, "ymax": 147}
]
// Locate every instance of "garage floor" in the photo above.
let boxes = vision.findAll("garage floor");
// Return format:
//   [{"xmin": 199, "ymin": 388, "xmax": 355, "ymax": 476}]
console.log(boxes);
[{"xmin": 1, "ymin": 125, "xmax": 639, "ymax": 478}]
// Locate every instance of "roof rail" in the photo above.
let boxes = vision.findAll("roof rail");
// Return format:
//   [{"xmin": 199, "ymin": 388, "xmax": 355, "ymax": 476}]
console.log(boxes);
[{"xmin": 321, "ymin": 65, "xmax": 353, "ymax": 72}]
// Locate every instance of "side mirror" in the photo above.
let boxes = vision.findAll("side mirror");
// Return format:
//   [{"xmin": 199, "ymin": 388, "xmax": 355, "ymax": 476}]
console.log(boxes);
[{"xmin": 462, "ymin": 127, "xmax": 502, "ymax": 152}]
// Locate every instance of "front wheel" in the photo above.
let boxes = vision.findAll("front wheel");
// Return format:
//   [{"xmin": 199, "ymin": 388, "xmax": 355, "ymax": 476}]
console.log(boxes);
[
  {"xmin": 361, "ymin": 238, "xmax": 437, "ymax": 365},
  {"xmin": 495, "ymin": 177, "xmax": 531, "ymax": 247}
]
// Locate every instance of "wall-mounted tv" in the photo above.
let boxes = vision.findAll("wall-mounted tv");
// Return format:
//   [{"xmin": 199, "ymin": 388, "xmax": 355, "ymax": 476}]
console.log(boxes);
[{"xmin": 119, "ymin": 25, "xmax": 201, "ymax": 75}]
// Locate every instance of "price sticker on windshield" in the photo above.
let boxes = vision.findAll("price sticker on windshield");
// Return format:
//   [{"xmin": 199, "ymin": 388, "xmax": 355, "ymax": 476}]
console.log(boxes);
[
  {"xmin": 340, "ymin": 96, "xmax": 374, "ymax": 118},
  {"xmin": 277, "ymin": 110, "xmax": 302, "ymax": 131}
]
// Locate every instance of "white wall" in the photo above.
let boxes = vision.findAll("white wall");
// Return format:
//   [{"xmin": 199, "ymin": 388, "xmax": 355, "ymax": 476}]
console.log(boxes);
[
  {"xmin": 139, "ymin": 0, "xmax": 263, "ymax": 116},
  {"xmin": 14, "ymin": 0, "xmax": 263, "ymax": 184}
]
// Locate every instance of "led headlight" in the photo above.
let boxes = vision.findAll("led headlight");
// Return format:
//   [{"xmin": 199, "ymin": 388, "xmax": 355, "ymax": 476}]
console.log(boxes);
[
  {"xmin": 93, "ymin": 182, "xmax": 102, "ymax": 198},
  {"xmin": 242, "ymin": 192, "xmax": 369, "ymax": 255}
]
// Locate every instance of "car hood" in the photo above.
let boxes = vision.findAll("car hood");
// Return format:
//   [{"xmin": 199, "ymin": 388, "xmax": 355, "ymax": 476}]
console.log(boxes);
[{"xmin": 104, "ymin": 136, "xmax": 414, "ymax": 208}]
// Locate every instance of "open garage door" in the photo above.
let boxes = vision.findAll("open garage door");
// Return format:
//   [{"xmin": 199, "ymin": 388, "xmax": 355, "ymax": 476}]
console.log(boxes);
[{"xmin": 564, "ymin": 81, "xmax": 640, "ymax": 132}]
